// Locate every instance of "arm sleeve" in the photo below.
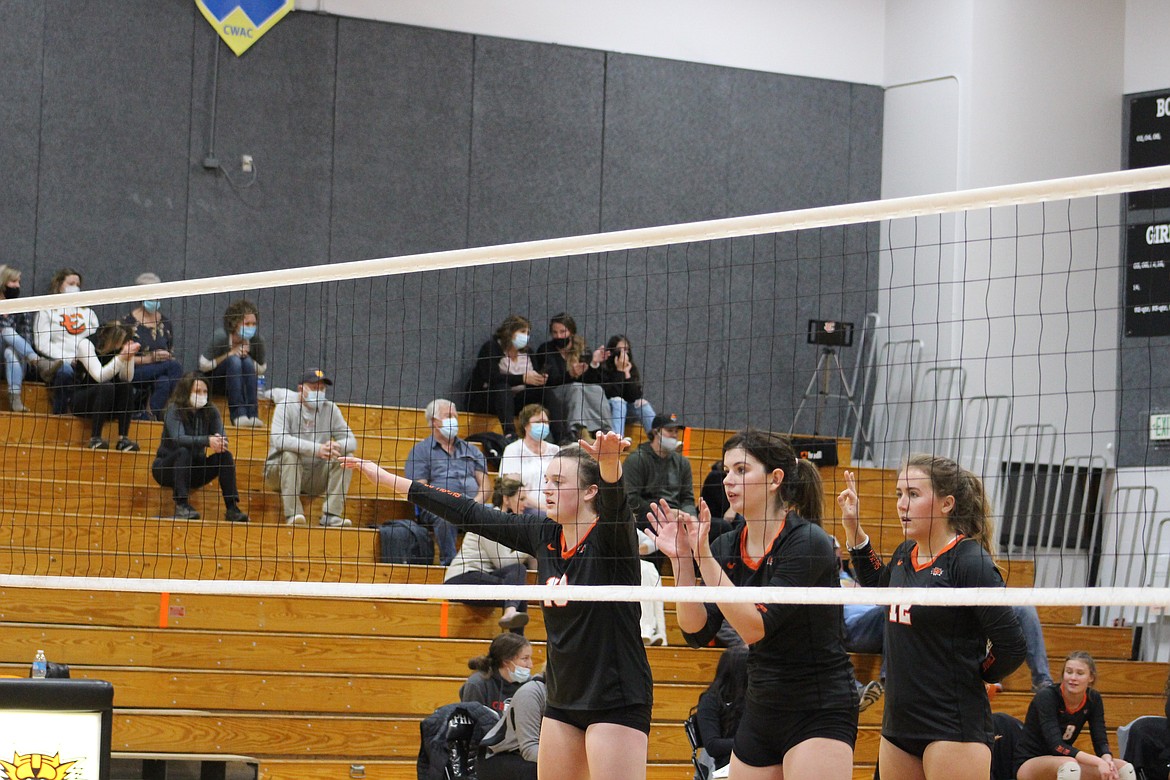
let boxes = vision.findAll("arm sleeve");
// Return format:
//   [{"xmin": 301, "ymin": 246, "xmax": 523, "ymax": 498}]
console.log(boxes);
[
  {"xmin": 679, "ymin": 460, "xmax": 697, "ymax": 517},
  {"xmin": 267, "ymin": 401, "xmax": 320, "ymax": 458},
  {"xmin": 1089, "ymin": 691, "xmax": 1111, "ymax": 756},
  {"xmin": 511, "ymin": 681, "xmax": 546, "ymax": 763},
  {"xmin": 404, "ymin": 443, "xmax": 429, "ymax": 482},
  {"xmin": 622, "ymin": 453, "xmax": 652, "ymax": 531},
  {"xmin": 849, "ymin": 540, "xmax": 892, "ymax": 588},
  {"xmin": 696, "ymin": 691, "xmax": 734, "ymax": 764},
  {"xmin": 75, "ymin": 341, "xmax": 125, "ymax": 383},
  {"xmin": 329, "ymin": 405, "xmax": 358, "ymax": 455},
  {"xmin": 594, "ymin": 476, "xmax": 639, "ymax": 558},
  {"xmin": 459, "ymin": 674, "xmax": 489, "ymax": 706},
  {"xmin": 251, "ymin": 334, "xmax": 266, "ymax": 369},
  {"xmin": 954, "ymin": 548, "xmax": 1028, "ymax": 683},
  {"xmin": 199, "ymin": 330, "xmax": 228, "ymax": 372},
  {"xmin": 1035, "ymin": 688, "xmax": 1080, "ymax": 758},
  {"xmin": 162, "ymin": 408, "xmax": 209, "ymax": 449},
  {"xmin": 408, "ymin": 481, "xmax": 544, "ymax": 556},
  {"xmin": 754, "ymin": 525, "xmax": 839, "ymax": 640},
  {"xmin": 32, "ymin": 311, "xmax": 50, "ymax": 356}
]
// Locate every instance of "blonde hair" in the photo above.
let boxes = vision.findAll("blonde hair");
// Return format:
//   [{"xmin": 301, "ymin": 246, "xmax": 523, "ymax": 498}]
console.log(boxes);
[
  {"xmin": 0, "ymin": 265, "xmax": 20, "ymax": 287},
  {"xmin": 902, "ymin": 454, "xmax": 995, "ymax": 556}
]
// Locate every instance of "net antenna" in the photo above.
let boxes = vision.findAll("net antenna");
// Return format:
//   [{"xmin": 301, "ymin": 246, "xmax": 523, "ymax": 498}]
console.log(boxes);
[{"xmin": 792, "ymin": 319, "xmax": 868, "ymax": 449}]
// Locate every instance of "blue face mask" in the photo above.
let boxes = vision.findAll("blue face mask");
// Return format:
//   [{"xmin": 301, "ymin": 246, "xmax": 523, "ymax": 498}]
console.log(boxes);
[
  {"xmin": 510, "ymin": 665, "xmax": 532, "ymax": 684},
  {"xmin": 305, "ymin": 389, "xmax": 326, "ymax": 408},
  {"xmin": 529, "ymin": 422, "xmax": 550, "ymax": 442},
  {"xmin": 238, "ymin": 325, "xmax": 257, "ymax": 339},
  {"xmin": 512, "ymin": 332, "xmax": 529, "ymax": 349},
  {"xmin": 142, "ymin": 300, "xmax": 161, "ymax": 313},
  {"xmin": 438, "ymin": 417, "xmax": 459, "ymax": 440}
]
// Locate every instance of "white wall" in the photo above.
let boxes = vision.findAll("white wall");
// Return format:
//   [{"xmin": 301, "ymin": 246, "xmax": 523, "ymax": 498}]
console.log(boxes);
[
  {"xmin": 294, "ymin": 0, "xmax": 887, "ymax": 85},
  {"xmin": 1126, "ymin": 0, "xmax": 1170, "ymax": 94}
]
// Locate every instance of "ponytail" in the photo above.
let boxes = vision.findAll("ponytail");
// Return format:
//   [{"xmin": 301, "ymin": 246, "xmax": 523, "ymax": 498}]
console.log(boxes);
[
  {"xmin": 903, "ymin": 454, "xmax": 995, "ymax": 557},
  {"xmin": 467, "ymin": 633, "xmax": 530, "ymax": 678},
  {"xmin": 722, "ymin": 429, "xmax": 824, "ymax": 525}
]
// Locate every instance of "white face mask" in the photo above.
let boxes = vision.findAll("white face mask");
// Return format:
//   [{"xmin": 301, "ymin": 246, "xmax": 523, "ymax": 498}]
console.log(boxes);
[
  {"xmin": 510, "ymin": 664, "xmax": 532, "ymax": 684},
  {"xmin": 659, "ymin": 435, "xmax": 680, "ymax": 452},
  {"xmin": 438, "ymin": 417, "xmax": 459, "ymax": 440},
  {"xmin": 512, "ymin": 332, "xmax": 529, "ymax": 349},
  {"xmin": 62, "ymin": 284, "xmax": 81, "ymax": 294},
  {"xmin": 190, "ymin": 393, "xmax": 208, "ymax": 409},
  {"xmin": 305, "ymin": 389, "xmax": 326, "ymax": 408}
]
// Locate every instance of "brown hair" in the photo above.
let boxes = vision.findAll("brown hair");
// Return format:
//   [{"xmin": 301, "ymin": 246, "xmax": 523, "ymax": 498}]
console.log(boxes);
[
  {"xmin": 1064, "ymin": 650, "xmax": 1097, "ymax": 685},
  {"xmin": 722, "ymin": 429, "xmax": 824, "ymax": 523},
  {"xmin": 902, "ymin": 454, "xmax": 994, "ymax": 556},
  {"xmin": 550, "ymin": 444, "xmax": 602, "ymax": 513},
  {"xmin": 494, "ymin": 315, "xmax": 531, "ymax": 351},
  {"xmin": 491, "ymin": 475, "xmax": 525, "ymax": 509},
  {"xmin": 467, "ymin": 633, "xmax": 531, "ymax": 677},
  {"xmin": 169, "ymin": 372, "xmax": 211, "ymax": 414},
  {"xmin": 92, "ymin": 321, "xmax": 134, "ymax": 355},
  {"xmin": 50, "ymin": 267, "xmax": 82, "ymax": 293},
  {"xmin": 515, "ymin": 403, "xmax": 549, "ymax": 438},
  {"xmin": 223, "ymin": 299, "xmax": 260, "ymax": 335}
]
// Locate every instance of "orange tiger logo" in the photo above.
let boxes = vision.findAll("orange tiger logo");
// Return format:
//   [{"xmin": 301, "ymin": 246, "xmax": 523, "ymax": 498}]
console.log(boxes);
[
  {"xmin": 59, "ymin": 313, "xmax": 88, "ymax": 336},
  {"xmin": 0, "ymin": 752, "xmax": 78, "ymax": 780}
]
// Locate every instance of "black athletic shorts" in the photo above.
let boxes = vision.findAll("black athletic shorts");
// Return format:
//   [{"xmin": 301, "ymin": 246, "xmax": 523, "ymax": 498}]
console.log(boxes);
[
  {"xmin": 884, "ymin": 734, "xmax": 994, "ymax": 759},
  {"xmin": 733, "ymin": 700, "xmax": 858, "ymax": 767},
  {"xmin": 543, "ymin": 703, "xmax": 652, "ymax": 735}
]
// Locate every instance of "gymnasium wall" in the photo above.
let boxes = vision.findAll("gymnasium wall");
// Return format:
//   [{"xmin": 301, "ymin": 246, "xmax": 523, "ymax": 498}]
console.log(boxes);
[{"xmin": 0, "ymin": 0, "xmax": 883, "ymax": 430}]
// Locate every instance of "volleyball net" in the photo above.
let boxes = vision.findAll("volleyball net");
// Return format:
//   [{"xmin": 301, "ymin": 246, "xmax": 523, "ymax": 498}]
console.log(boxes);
[{"xmin": 3, "ymin": 165, "xmax": 1170, "ymax": 652}]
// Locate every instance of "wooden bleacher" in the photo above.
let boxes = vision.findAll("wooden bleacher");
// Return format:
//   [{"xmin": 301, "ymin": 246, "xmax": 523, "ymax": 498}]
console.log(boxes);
[{"xmin": 0, "ymin": 382, "xmax": 1164, "ymax": 779}]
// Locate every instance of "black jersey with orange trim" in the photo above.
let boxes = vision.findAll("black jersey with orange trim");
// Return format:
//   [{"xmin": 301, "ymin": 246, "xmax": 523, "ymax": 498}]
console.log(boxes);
[
  {"xmin": 408, "ymin": 479, "xmax": 653, "ymax": 712},
  {"xmin": 850, "ymin": 537, "xmax": 1026, "ymax": 744},
  {"xmin": 681, "ymin": 513, "xmax": 855, "ymax": 711},
  {"xmin": 1016, "ymin": 685, "xmax": 1110, "ymax": 762}
]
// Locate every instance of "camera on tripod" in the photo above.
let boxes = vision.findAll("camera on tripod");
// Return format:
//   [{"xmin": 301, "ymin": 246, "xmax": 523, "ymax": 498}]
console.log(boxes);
[{"xmin": 807, "ymin": 319, "xmax": 854, "ymax": 348}]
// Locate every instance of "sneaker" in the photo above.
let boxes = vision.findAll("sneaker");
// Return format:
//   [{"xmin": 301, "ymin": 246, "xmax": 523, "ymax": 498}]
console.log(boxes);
[
  {"xmin": 8, "ymin": 392, "xmax": 27, "ymax": 413},
  {"xmin": 85, "ymin": 436, "xmax": 109, "ymax": 450},
  {"xmin": 319, "ymin": 515, "xmax": 352, "ymax": 528},
  {"xmin": 115, "ymin": 437, "xmax": 140, "ymax": 452},
  {"xmin": 499, "ymin": 612, "xmax": 530, "ymax": 630},
  {"xmin": 285, "ymin": 514, "xmax": 308, "ymax": 527},
  {"xmin": 1033, "ymin": 680, "xmax": 1054, "ymax": 693},
  {"xmin": 174, "ymin": 503, "xmax": 201, "ymax": 520},
  {"xmin": 224, "ymin": 505, "xmax": 249, "ymax": 523},
  {"xmin": 232, "ymin": 416, "xmax": 264, "ymax": 428},
  {"xmin": 858, "ymin": 680, "xmax": 885, "ymax": 713}
]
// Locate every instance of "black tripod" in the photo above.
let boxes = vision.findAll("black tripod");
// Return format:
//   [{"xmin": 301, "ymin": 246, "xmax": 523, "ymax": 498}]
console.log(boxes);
[{"xmin": 792, "ymin": 347, "xmax": 867, "ymax": 445}]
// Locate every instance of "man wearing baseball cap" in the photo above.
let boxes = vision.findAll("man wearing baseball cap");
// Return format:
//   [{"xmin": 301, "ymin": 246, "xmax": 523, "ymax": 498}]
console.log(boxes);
[
  {"xmin": 263, "ymin": 368, "xmax": 358, "ymax": 527},
  {"xmin": 623, "ymin": 412, "xmax": 696, "ymax": 531}
]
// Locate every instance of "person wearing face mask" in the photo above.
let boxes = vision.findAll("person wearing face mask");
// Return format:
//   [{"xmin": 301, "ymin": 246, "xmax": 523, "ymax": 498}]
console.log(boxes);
[
  {"xmin": 533, "ymin": 313, "xmax": 609, "ymax": 444},
  {"xmin": 122, "ymin": 272, "xmax": 183, "ymax": 421},
  {"xmin": 460, "ymin": 633, "xmax": 535, "ymax": 714},
  {"xmin": 0, "ymin": 265, "xmax": 61, "ymax": 413},
  {"xmin": 151, "ymin": 373, "xmax": 248, "ymax": 522},
  {"xmin": 622, "ymin": 413, "xmax": 696, "ymax": 540},
  {"xmin": 198, "ymin": 299, "xmax": 267, "ymax": 427},
  {"xmin": 262, "ymin": 368, "xmax": 357, "ymax": 527},
  {"xmin": 498, "ymin": 404, "xmax": 559, "ymax": 510},
  {"xmin": 465, "ymin": 314, "xmax": 548, "ymax": 431},
  {"xmin": 404, "ymin": 398, "xmax": 490, "ymax": 565},
  {"xmin": 32, "ymin": 267, "xmax": 94, "ymax": 414}
]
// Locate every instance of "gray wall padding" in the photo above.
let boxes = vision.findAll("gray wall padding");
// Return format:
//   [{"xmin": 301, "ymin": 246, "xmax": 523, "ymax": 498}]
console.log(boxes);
[{"xmin": 2, "ymin": 1, "xmax": 883, "ymax": 431}]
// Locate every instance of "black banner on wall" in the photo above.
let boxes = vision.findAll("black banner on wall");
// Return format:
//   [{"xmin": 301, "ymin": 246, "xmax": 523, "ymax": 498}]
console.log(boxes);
[
  {"xmin": 1126, "ymin": 223, "xmax": 1170, "ymax": 337},
  {"xmin": 1128, "ymin": 93, "xmax": 1170, "ymax": 210}
]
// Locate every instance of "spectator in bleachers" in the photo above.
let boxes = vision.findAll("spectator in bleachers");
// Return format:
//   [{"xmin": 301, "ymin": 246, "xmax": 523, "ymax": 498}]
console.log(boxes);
[
  {"xmin": 479, "ymin": 664, "xmax": 546, "ymax": 780},
  {"xmin": 71, "ymin": 321, "xmax": 141, "ymax": 451},
  {"xmin": 263, "ymin": 368, "xmax": 357, "ymax": 528},
  {"xmin": 151, "ymin": 372, "xmax": 248, "ymax": 523},
  {"xmin": 33, "ymin": 267, "xmax": 94, "ymax": 414},
  {"xmin": 623, "ymin": 412, "xmax": 695, "ymax": 535},
  {"xmin": 122, "ymin": 272, "xmax": 182, "ymax": 421},
  {"xmin": 0, "ymin": 264, "xmax": 60, "ymax": 413},
  {"xmin": 405, "ymin": 398, "xmax": 490, "ymax": 566},
  {"xmin": 694, "ymin": 645, "xmax": 749, "ymax": 775},
  {"xmin": 465, "ymin": 314, "xmax": 548, "ymax": 430},
  {"xmin": 599, "ymin": 335, "xmax": 656, "ymax": 437},
  {"xmin": 533, "ymin": 313, "xmax": 609, "ymax": 444},
  {"xmin": 444, "ymin": 475, "xmax": 534, "ymax": 632},
  {"xmin": 199, "ymin": 299, "xmax": 266, "ymax": 428},
  {"xmin": 460, "ymin": 632, "xmax": 534, "ymax": 715},
  {"xmin": 498, "ymin": 403, "xmax": 558, "ymax": 510}
]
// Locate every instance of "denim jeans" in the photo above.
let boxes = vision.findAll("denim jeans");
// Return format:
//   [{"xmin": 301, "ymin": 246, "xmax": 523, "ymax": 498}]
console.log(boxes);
[
  {"xmin": 608, "ymin": 396, "xmax": 656, "ymax": 436},
  {"xmin": 0, "ymin": 327, "xmax": 36, "ymax": 391},
  {"xmin": 844, "ymin": 603, "xmax": 886, "ymax": 681},
  {"xmin": 1012, "ymin": 605, "xmax": 1053, "ymax": 688},
  {"xmin": 210, "ymin": 355, "xmax": 258, "ymax": 421},
  {"xmin": 133, "ymin": 359, "xmax": 184, "ymax": 417}
]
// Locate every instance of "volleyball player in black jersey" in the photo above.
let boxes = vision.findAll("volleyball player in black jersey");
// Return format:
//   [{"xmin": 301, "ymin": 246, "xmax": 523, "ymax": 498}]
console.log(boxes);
[
  {"xmin": 341, "ymin": 431, "xmax": 653, "ymax": 780},
  {"xmin": 649, "ymin": 430, "xmax": 857, "ymax": 780},
  {"xmin": 837, "ymin": 454, "xmax": 1027, "ymax": 780},
  {"xmin": 1015, "ymin": 651, "xmax": 1134, "ymax": 780}
]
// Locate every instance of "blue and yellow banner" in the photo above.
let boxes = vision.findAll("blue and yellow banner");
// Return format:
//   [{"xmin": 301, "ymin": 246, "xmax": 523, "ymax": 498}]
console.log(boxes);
[{"xmin": 196, "ymin": 0, "xmax": 295, "ymax": 56}]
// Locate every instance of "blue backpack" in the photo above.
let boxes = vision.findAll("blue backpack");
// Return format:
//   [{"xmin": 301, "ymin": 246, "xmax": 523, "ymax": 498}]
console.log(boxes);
[{"xmin": 379, "ymin": 519, "xmax": 433, "ymax": 565}]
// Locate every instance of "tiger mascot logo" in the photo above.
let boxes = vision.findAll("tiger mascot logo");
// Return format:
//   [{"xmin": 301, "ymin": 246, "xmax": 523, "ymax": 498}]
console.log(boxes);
[{"xmin": 0, "ymin": 752, "xmax": 78, "ymax": 780}]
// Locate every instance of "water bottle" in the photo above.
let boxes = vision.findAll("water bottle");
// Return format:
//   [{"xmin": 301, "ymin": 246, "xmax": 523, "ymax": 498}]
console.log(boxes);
[
  {"xmin": 256, "ymin": 374, "xmax": 269, "ymax": 400},
  {"xmin": 31, "ymin": 649, "xmax": 47, "ymax": 679}
]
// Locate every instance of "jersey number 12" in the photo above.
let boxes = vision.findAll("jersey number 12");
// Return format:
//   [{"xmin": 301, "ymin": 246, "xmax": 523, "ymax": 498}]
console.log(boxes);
[{"xmin": 889, "ymin": 604, "xmax": 912, "ymax": 625}]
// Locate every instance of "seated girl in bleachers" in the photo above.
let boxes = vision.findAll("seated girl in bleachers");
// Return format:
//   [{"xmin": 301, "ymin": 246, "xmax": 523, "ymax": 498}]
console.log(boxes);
[
  {"xmin": 444, "ymin": 476, "xmax": 535, "ymax": 631},
  {"xmin": 151, "ymin": 372, "xmax": 248, "ymax": 523},
  {"xmin": 71, "ymin": 321, "xmax": 141, "ymax": 451},
  {"xmin": 460, "ymin": 633, "xmax": 534, "ymax": 715},
  {"xmin": 122, "ymin": 272, "xmax": 183, "ymax": 421},
  {"xmin": 1014, "ymin": 650, "xmax": 1136, "ymax": 780},
  {"xmin": 0, "ymin": 264, "xmax": 60, "ymax": 413},
  {"xmin": 199, "ymin": 299, "xmax": 267, "ymax": 428},
  {"xmin": 498, "ymin": 404, "xmax": 558, "ymax": 509},
  {"xmin": 480, "ymin": 663, "xmax": 546, "ymax": 780},
  {"xmin": 534, "ymin": 313, "xmax": 609, "ymax": 444},
  {"xmin": 465, "ymin": 314, "xmax": 548, "ymax": 430},
  {"xmin": 599, "ymin": 335, "xmax": 656, "ymax": 437},
  {"xmin": 33, "ymin": 267, "xmax": 95, "ymax": 414}
]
